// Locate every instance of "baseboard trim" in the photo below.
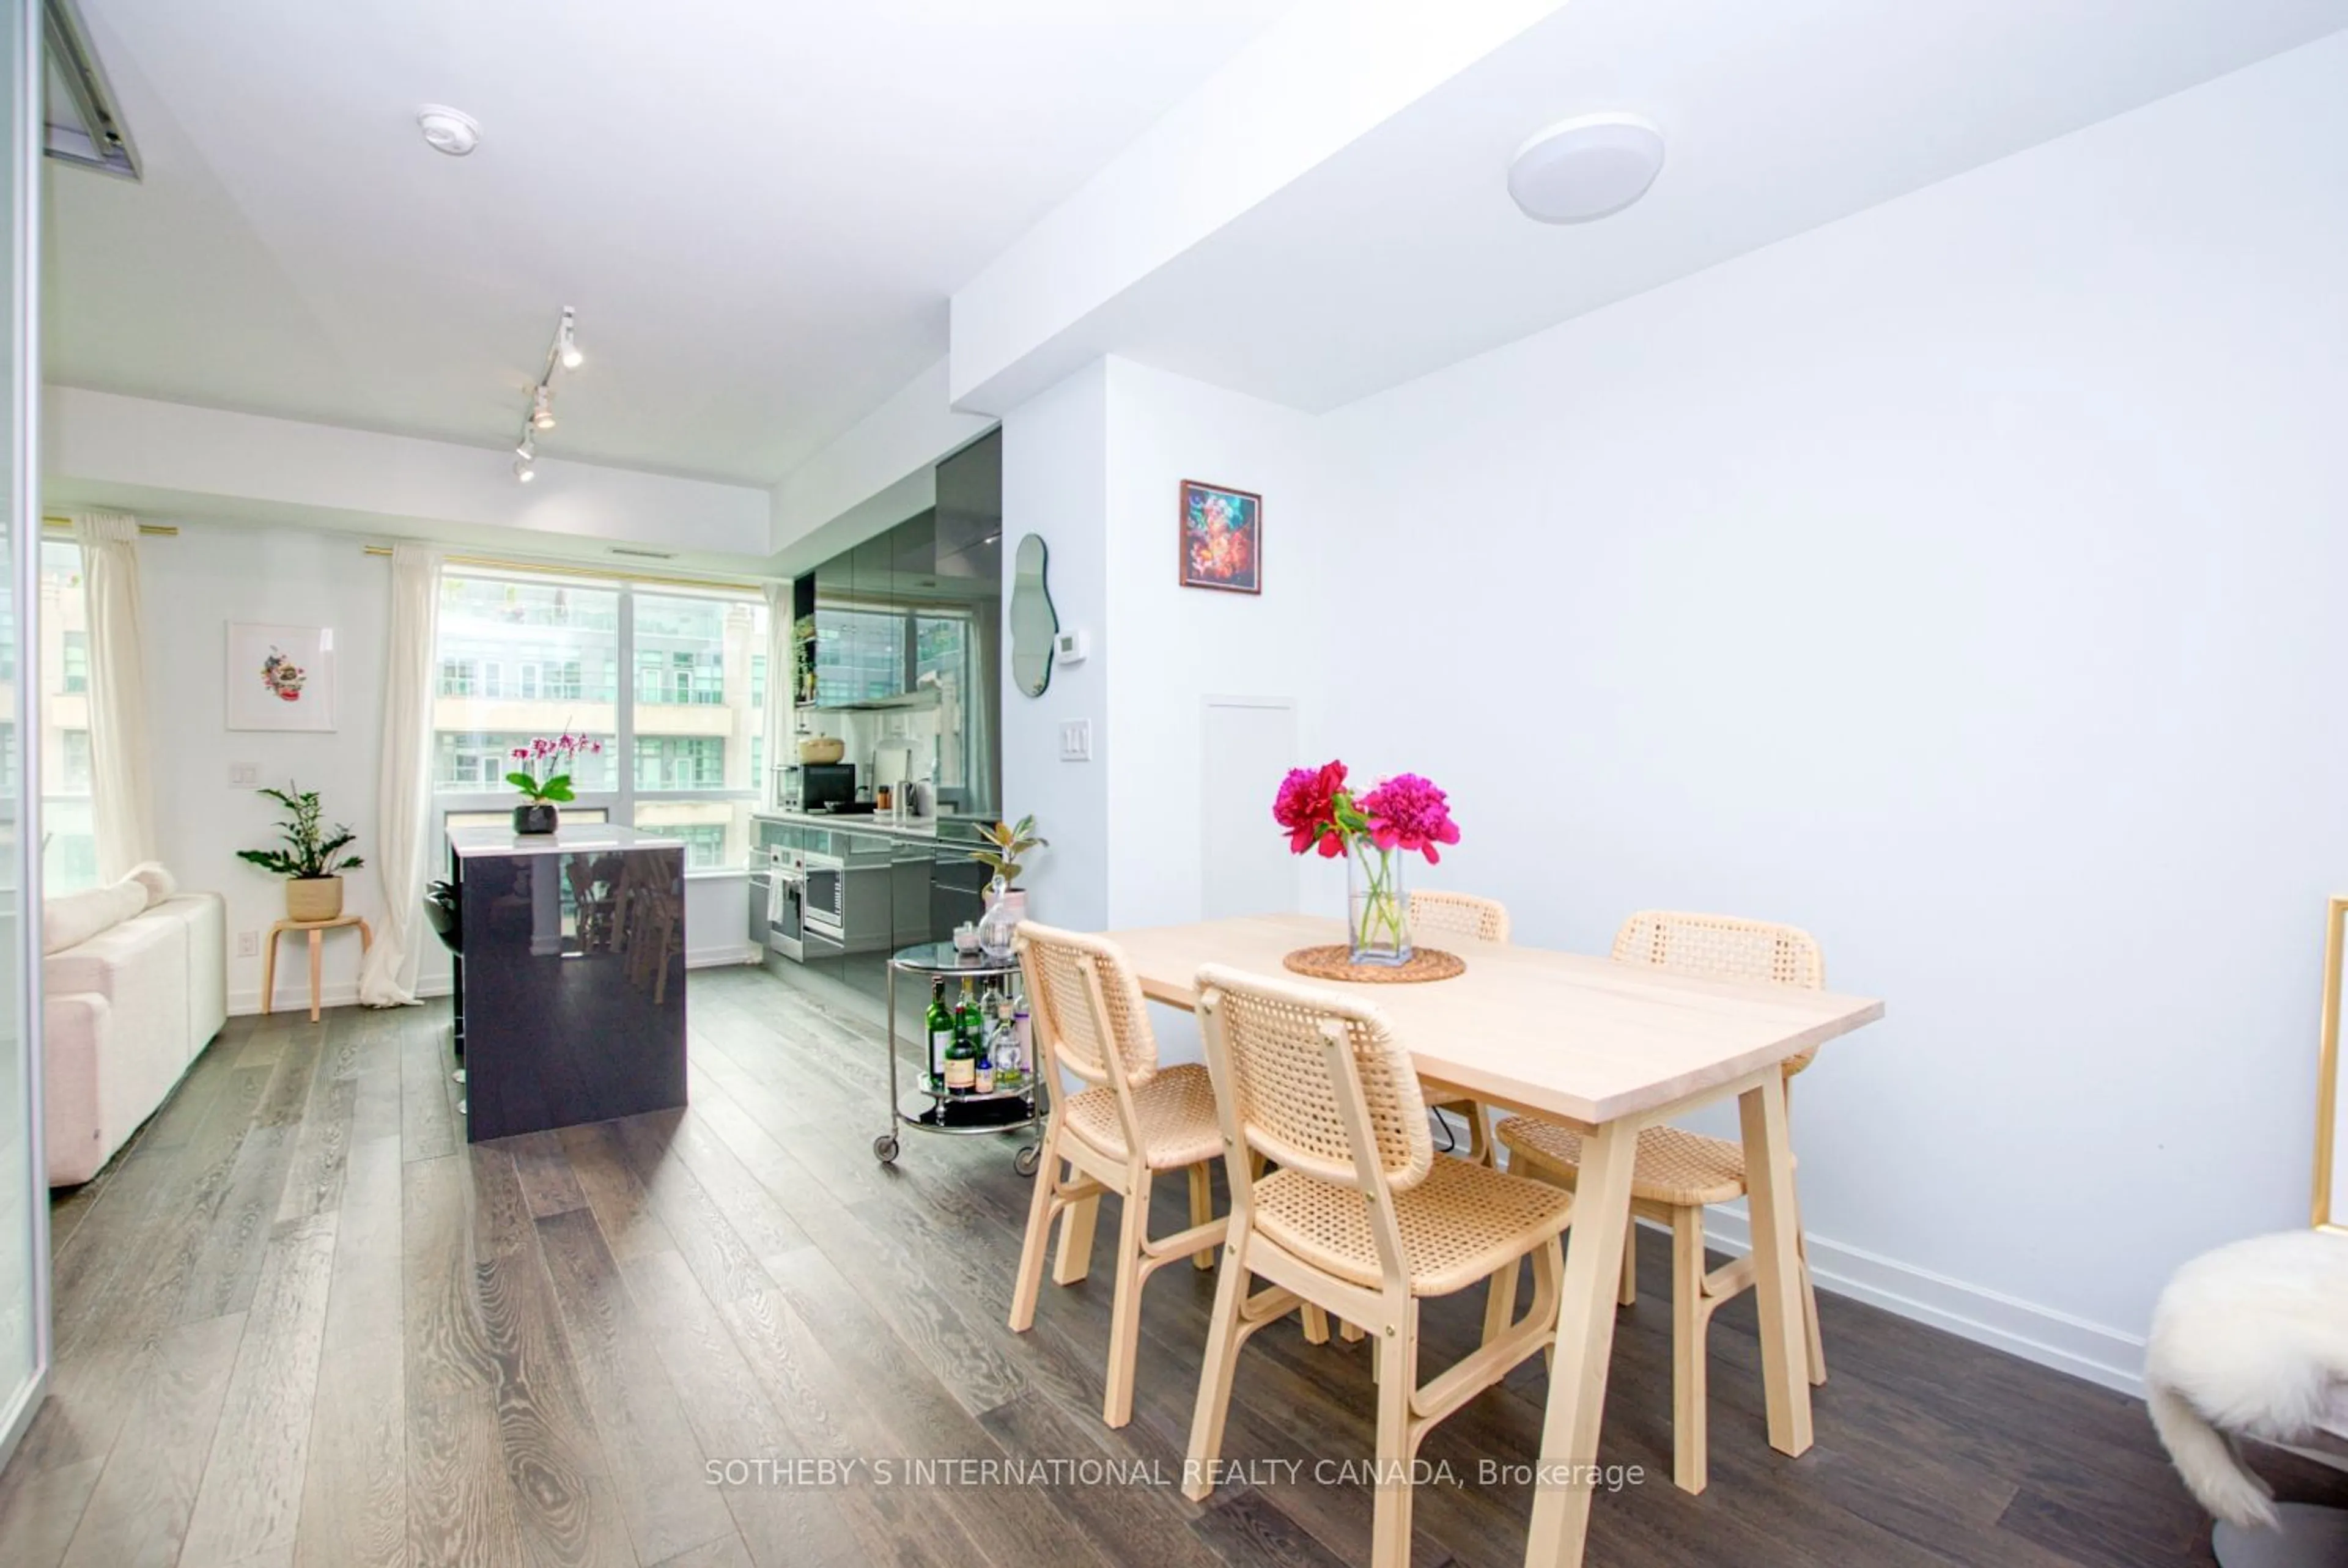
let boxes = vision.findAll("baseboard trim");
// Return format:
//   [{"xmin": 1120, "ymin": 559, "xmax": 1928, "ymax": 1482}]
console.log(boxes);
[
  {"xmin": 1447, "ymin": 1105, "xmax": 2149, "ymax": 1397},
  {"xmin": 1701, "ymin": 1207, "xmax": 2146, "ymax": 1396}
]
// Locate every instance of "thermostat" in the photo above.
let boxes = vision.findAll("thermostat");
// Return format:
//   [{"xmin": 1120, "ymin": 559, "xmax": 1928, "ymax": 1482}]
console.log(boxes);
[{"xmin": 1054, "ymin": 630, "xmax": 1090, "ymax": 665}]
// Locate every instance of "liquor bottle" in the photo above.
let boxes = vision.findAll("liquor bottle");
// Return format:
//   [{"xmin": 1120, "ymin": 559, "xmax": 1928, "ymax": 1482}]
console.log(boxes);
[
  {"xmin": 924, "ymin": 979, "xmax": 954, "ymax": 1094},
  {"xmin": 973, "ymin": 1035, "xmax": 995, "ymax": 1095},
  {"xmin": 991, "ymin": 993, "xmax": 1022, "ymax": 1088},
  {"xmin": 946, "ymin": 978, "xmax": 980, "ymax": 1094}
]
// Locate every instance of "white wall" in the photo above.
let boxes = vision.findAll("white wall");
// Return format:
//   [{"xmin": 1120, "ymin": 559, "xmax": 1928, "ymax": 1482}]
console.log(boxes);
[
  {"xmin": 138, "ymin": 519, "xmax": 755, "ymax": 1014},
  {"xmin": 143, "ymin": 524, "xmax": 392, "ymax": 1014},
  {"xmin": 1309, "ymin": 34, "xmax": 2348, "ymax": 1377},
  {"xmin": 999, "ymin": 361, "xmax": 1112, "ymax": 933}
]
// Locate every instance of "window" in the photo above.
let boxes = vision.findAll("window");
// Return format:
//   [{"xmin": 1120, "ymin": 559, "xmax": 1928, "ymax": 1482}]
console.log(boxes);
[
  {"xmin": 633, "ymin": 735, "xmax": 726, "ymax": 790},
  {"xmin": 433, "ymin": 572, "xmax": 766, "ymax": 869},
  {"xmin": 39, "ymin": 542, "xmax": 97, "ymax": 890}
]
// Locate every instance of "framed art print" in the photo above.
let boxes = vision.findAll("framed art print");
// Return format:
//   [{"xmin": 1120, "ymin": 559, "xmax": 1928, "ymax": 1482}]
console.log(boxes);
[
  {"xmin": 226, "ymin": 622, "xmax": 336, "ymax": 732},
  {"xmin": 1179, "ymin": 479, "xmax": 1262, "ymax": 594}
]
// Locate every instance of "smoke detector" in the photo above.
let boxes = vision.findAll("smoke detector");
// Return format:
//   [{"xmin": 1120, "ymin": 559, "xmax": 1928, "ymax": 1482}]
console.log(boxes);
[
  {"xmin": 416, "ymin": 105, "xmax": 481, "ymax": 157},
  {"xmin": 1508, "ymin": 114, "xmax": 1666, "ymax": 224}
]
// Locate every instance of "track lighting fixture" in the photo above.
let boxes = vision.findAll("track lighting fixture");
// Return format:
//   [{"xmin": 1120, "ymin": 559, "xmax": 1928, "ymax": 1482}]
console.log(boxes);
[{"xmin": 508, "ymin": 305, "xmax": 580, "ymax": 481}]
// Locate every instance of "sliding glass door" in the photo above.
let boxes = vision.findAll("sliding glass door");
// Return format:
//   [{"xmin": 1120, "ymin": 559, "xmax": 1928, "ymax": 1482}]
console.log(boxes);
[{"xmin": 0, "ymin": 0, "xmax": 48, "ymax": 1467}]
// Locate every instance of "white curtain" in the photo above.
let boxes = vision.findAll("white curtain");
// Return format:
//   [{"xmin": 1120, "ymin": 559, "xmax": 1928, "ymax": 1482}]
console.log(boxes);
[
  {"xmin": 72, "ymin": 510, "xmax": 157, "ymax": 883},
  {"xmin": 358, "ymin": 543, "xmax": 442, "ymax": 1006},
  {"xmin": 762, "ymin": 581, "xmax": 792, "ymax": 806}
]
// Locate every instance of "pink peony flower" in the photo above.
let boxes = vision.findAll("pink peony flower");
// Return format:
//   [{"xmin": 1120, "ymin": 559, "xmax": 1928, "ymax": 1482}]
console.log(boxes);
[
  {"xmin": 1358, "ymin": 773, "xmax": 1461, "ymax": 864},
  {"xmin": 1274, "ymin": 760, "xmax": 1349, "ymax": 858}
]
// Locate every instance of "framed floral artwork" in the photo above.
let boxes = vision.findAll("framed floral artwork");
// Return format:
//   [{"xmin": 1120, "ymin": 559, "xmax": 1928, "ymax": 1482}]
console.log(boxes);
[
  {"xmin": 226, "ymin": 622, "xmax": 336, "ymax": 732},
  {"xmin": 1179, "ymin": 479, "xmax": 1262, "ymax": 594}
]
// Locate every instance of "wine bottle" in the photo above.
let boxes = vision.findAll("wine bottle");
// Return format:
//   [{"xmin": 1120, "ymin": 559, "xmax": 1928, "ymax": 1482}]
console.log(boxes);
[{"xmin": 924, "ymin": 979, "xmax": 954, "ymax": 1094}]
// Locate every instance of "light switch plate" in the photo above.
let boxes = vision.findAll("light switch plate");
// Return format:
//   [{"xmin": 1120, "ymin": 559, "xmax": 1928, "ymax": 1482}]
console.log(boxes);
[
  {"xmin": 1059, "ymin": 720, "xmax": 1091, "ymax": 761},
  {"xmin": 229, "ymin": 762, "xmax": 259, "ymax": 787},
  {"xmin": 235, "ymin": 931, "xmax": 259, "ymax": 958}
]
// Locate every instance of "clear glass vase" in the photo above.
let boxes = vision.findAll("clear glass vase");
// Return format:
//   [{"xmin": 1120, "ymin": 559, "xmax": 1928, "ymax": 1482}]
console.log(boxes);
[{"xmin": 1347, "ymin": 844, "xmax": 1413, "ymax": 966}]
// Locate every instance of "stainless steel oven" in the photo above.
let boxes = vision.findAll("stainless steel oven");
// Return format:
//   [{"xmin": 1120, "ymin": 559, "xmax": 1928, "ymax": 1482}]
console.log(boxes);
[{"xmin": 801, "ymin": 851, "xmax": 846, "ymax": 948}]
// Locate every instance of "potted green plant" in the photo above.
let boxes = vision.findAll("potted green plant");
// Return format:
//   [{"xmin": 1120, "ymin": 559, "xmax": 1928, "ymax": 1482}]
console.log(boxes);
[
  {"xmin": 236, "ymin": 782, "xmax": 365, "ymax": 922},
  {"xmin": 507, "ymin": 731, "xmax": 604, "ymax": 834},
  {"xmin": 971, "ymin": 814, "xmax": 1047, "ymax": 954}
]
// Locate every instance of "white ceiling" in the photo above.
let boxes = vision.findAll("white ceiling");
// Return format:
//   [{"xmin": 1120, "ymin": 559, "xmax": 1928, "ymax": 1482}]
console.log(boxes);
[
  {"xmin": 1052, "ymin": 0, "xmax": 2348, "ymax": 413},
  {"xmin": 44, "ymin": 0, "xmax": 1293, "ymax": 485}
]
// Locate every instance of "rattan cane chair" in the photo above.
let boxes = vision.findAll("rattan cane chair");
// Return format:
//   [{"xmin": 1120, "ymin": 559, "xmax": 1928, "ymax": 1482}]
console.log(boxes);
[
  {"xmin": 1185, "ymin": 966, "xmax": 1573, "ymax": 1568},
  {"xmin": 1491, "ymin": 910, "xmax": 1830, "ymax": 1495},
  {"xmin": 1405, "ymin": 890, "xmax": 1512, "ymax": 1165},
  {"xmin": 1010, "ymin": 924, "xmax": 1227, "ymax": 1428}
]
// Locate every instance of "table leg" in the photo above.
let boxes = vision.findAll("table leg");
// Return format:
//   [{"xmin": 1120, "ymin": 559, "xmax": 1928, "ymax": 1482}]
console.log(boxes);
[
  {"xmin": 358, "ymin": 918, "xmax": 374, "ymax": 952},
  {"xmin": 260, "ymin": 929, "xmax": 278, "ymax": 1017},
  {"xmin": 1523, "ymin": 1119, "xmax": 1639, "ymax": 1568},
  {"xmin": 308, "ymin": 930, "xmax": 323, "ymax": 1023},
  {"xmin": 1740, "ymin": 1072, "xmax": 1813, "ymax": 1456}
]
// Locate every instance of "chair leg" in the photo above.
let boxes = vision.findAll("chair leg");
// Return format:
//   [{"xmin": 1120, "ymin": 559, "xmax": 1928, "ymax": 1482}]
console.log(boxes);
[
  {"xmin": 1188, "ymin": 1163, "xmax": 1216, "ymax": 1270},
  {"xmin": 1619, "ymin": 1220, "xmax": 1640, "ymax": 1307},
  {"xmin": 1339, "ymin": 1319, "xmax": 1365, "ymax": 1343},
  {"xmin": 1102, "ymin": 1174, "xmax": 1152, "ymax": 1428},
  {"xmin": 1671, "ymin": 1205, "xmax": 1709, "ymax": 1495},
  {"xmin": 1184, "ymin": 1228, "xmax": 1251, "ymax": 1501},
  {"xmin": 1369, "ymin": 1305, "xmax": 1418, "ymax": 1568},
  {"xmin": 1481, "ymin": 1259, "xmax": 1520, "ymax": 1347},
  {"xmin": 1301, "ymin": 1305, "xmax": 1331, "ymax": 1344},
  {"xmin": 1054, "ymin": 1176, "xmax": 1101, "ymax": 1286},
  {"xmin": 1008, "ymin": 1127, "xmax": 1061, "ymax": 1332}
]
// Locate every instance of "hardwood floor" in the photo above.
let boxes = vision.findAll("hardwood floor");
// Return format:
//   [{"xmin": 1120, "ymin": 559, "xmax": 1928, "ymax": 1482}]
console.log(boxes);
[{"xmin": 3, "ymin": 966, "xmax": 2339, "ymax": 1567}]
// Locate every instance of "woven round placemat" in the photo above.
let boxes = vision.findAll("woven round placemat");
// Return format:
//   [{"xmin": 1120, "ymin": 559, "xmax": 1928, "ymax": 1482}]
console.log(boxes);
[{"xmin": 1282, "ymin": 946, "xmax": 1466, "ymax": 985}]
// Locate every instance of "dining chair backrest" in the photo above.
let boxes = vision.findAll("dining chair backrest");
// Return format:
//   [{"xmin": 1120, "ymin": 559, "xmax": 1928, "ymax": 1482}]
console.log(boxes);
[
  {"xmin": 1611, "ymin": 910, "xmax": 1828, "ymax": 1072},
  {"xmin": 1195, "ymin": 965, "xmax": 1433, "ymax": 1195},
  {"xmin": 1016, "ymin": 922, "xmax": 1159, "ymax": 1091},
  {"xmin": 1409, "ymin": 890, "xmax": 1512, "ymax": 944}
]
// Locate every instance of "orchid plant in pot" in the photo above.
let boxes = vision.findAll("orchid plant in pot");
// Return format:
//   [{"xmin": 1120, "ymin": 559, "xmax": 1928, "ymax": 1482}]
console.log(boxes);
[
  {"xmin": 1274, "ymin": 760, "xmax": 1460, "ymax": 966},
  {"xmin": 507, "ymin": 731, "xmax": 605, "ymax": 835}
]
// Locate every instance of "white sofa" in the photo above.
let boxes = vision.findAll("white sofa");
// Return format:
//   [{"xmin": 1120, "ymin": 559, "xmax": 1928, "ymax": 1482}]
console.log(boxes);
[{"xmin": 43, "ymin": 884, "xmax": 227, "ymax": 1186}]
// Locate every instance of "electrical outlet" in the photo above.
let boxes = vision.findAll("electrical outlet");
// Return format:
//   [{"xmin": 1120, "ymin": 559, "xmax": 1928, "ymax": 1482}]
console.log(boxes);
[
  {"xmin": 236, "ymin": 930, "xmax": 259, "ymax": 959},
  {"xmin": 1059, "ymin": 720, "xmax": 1091, "ymax": 761},
  {"xmin": 228, "ymin": 762, "xmax": 259, "ymax": 787}
]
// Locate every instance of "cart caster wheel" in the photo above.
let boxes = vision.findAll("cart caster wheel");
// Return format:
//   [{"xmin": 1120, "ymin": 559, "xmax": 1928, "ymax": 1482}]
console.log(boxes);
[
  {"xmin": 1013, "ymin": 1145, "xmax": 1041, "ymax": 1177},
  {"xmin": 873, "ymin": 1135, "xmax": 900, "ymax": 1165}
]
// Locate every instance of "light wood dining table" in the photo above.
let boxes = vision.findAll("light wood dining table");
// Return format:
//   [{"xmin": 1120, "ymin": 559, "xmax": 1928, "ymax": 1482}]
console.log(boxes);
[{"xmin": 1101, "ymin": 913, "xmax": 1886, "ymax": 1568}]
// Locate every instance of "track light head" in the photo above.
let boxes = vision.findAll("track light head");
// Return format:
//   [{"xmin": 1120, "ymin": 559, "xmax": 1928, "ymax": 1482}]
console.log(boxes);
[
  {"xmin": 530, "ymin": 386, "xmax": 556, "ymax": 430},
  {"xmin": 558, "ymin": 309, "xmax": 583, "ymax": 370},
  {"xmin": 514, "ymin": 432, "xmax": 535, "ymax": 460},
  {"xmin": 514, "ymin": 452, "xmax": 537, "ymax": 483}
]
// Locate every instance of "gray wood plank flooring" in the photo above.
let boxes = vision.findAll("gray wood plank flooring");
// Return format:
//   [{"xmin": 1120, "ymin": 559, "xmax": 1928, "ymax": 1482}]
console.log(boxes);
[{"xmin": 4, "ymin": 966, "xmax": 2342, "ymax": 1567}]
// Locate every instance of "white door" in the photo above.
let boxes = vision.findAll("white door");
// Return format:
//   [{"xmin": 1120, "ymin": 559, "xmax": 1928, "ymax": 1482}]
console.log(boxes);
[{"xmin": 1201, "ymin": 696, "xmax": 1298, "ymax": 919}]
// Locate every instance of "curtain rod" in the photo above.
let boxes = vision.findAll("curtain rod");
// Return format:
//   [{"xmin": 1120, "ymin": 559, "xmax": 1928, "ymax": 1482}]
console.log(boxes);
[
  {"xmin": 360, "ymin": 543, "xmax": 769, "ymax": 594},
  {"xmin": 40, "ymin": 516, "xmax": 178, "ymax": 535}
]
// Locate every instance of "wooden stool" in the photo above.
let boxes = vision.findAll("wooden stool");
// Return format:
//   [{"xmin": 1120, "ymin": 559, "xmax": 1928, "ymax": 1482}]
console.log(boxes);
[{"xmin": 264, "ymin": 915, "xmax": 374, "ymax": 1022}]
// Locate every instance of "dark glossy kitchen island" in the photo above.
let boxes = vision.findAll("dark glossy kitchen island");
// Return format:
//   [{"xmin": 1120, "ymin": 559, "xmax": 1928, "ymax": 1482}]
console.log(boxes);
[{"xmin": 447, "ymin": 823, "xmax": 688, "ymax": 1142}]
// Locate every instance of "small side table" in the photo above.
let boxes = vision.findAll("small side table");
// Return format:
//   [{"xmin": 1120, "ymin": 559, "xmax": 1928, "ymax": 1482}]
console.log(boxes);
[{"xmin": 264, "ymin": 915, "xmax": 374, "ymax": 1022}]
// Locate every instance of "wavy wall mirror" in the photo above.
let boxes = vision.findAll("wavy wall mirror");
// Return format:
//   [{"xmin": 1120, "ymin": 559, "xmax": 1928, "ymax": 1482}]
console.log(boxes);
[{"xmin": 1009, "ymin": 533, "xmax": 1058, "ymax": 698}]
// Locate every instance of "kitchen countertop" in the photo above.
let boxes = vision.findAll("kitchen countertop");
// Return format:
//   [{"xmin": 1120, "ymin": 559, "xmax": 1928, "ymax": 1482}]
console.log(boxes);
[
  {"xmin": 448, "ymin": 823, "xmax": 685, "ymax": 859},
  {"xmin": 753, "ymin": 808, "xmax": 972, "ymax": 841}
]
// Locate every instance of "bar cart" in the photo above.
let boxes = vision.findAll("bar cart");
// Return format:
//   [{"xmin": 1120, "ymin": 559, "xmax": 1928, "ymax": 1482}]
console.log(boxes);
[{"xmin": 874, "ymin": 941, "xmax": 1042, "ymax": 1174}]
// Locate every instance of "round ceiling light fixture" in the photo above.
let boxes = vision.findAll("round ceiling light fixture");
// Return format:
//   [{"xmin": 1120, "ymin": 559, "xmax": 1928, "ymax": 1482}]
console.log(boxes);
[
  {"xmin": 416, "ymin": 104, "xmax": 481, "ymax": 157},
  {"xmin": 1507, "ymin": 113, "xmax": 1665, "ymax": 224}
]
